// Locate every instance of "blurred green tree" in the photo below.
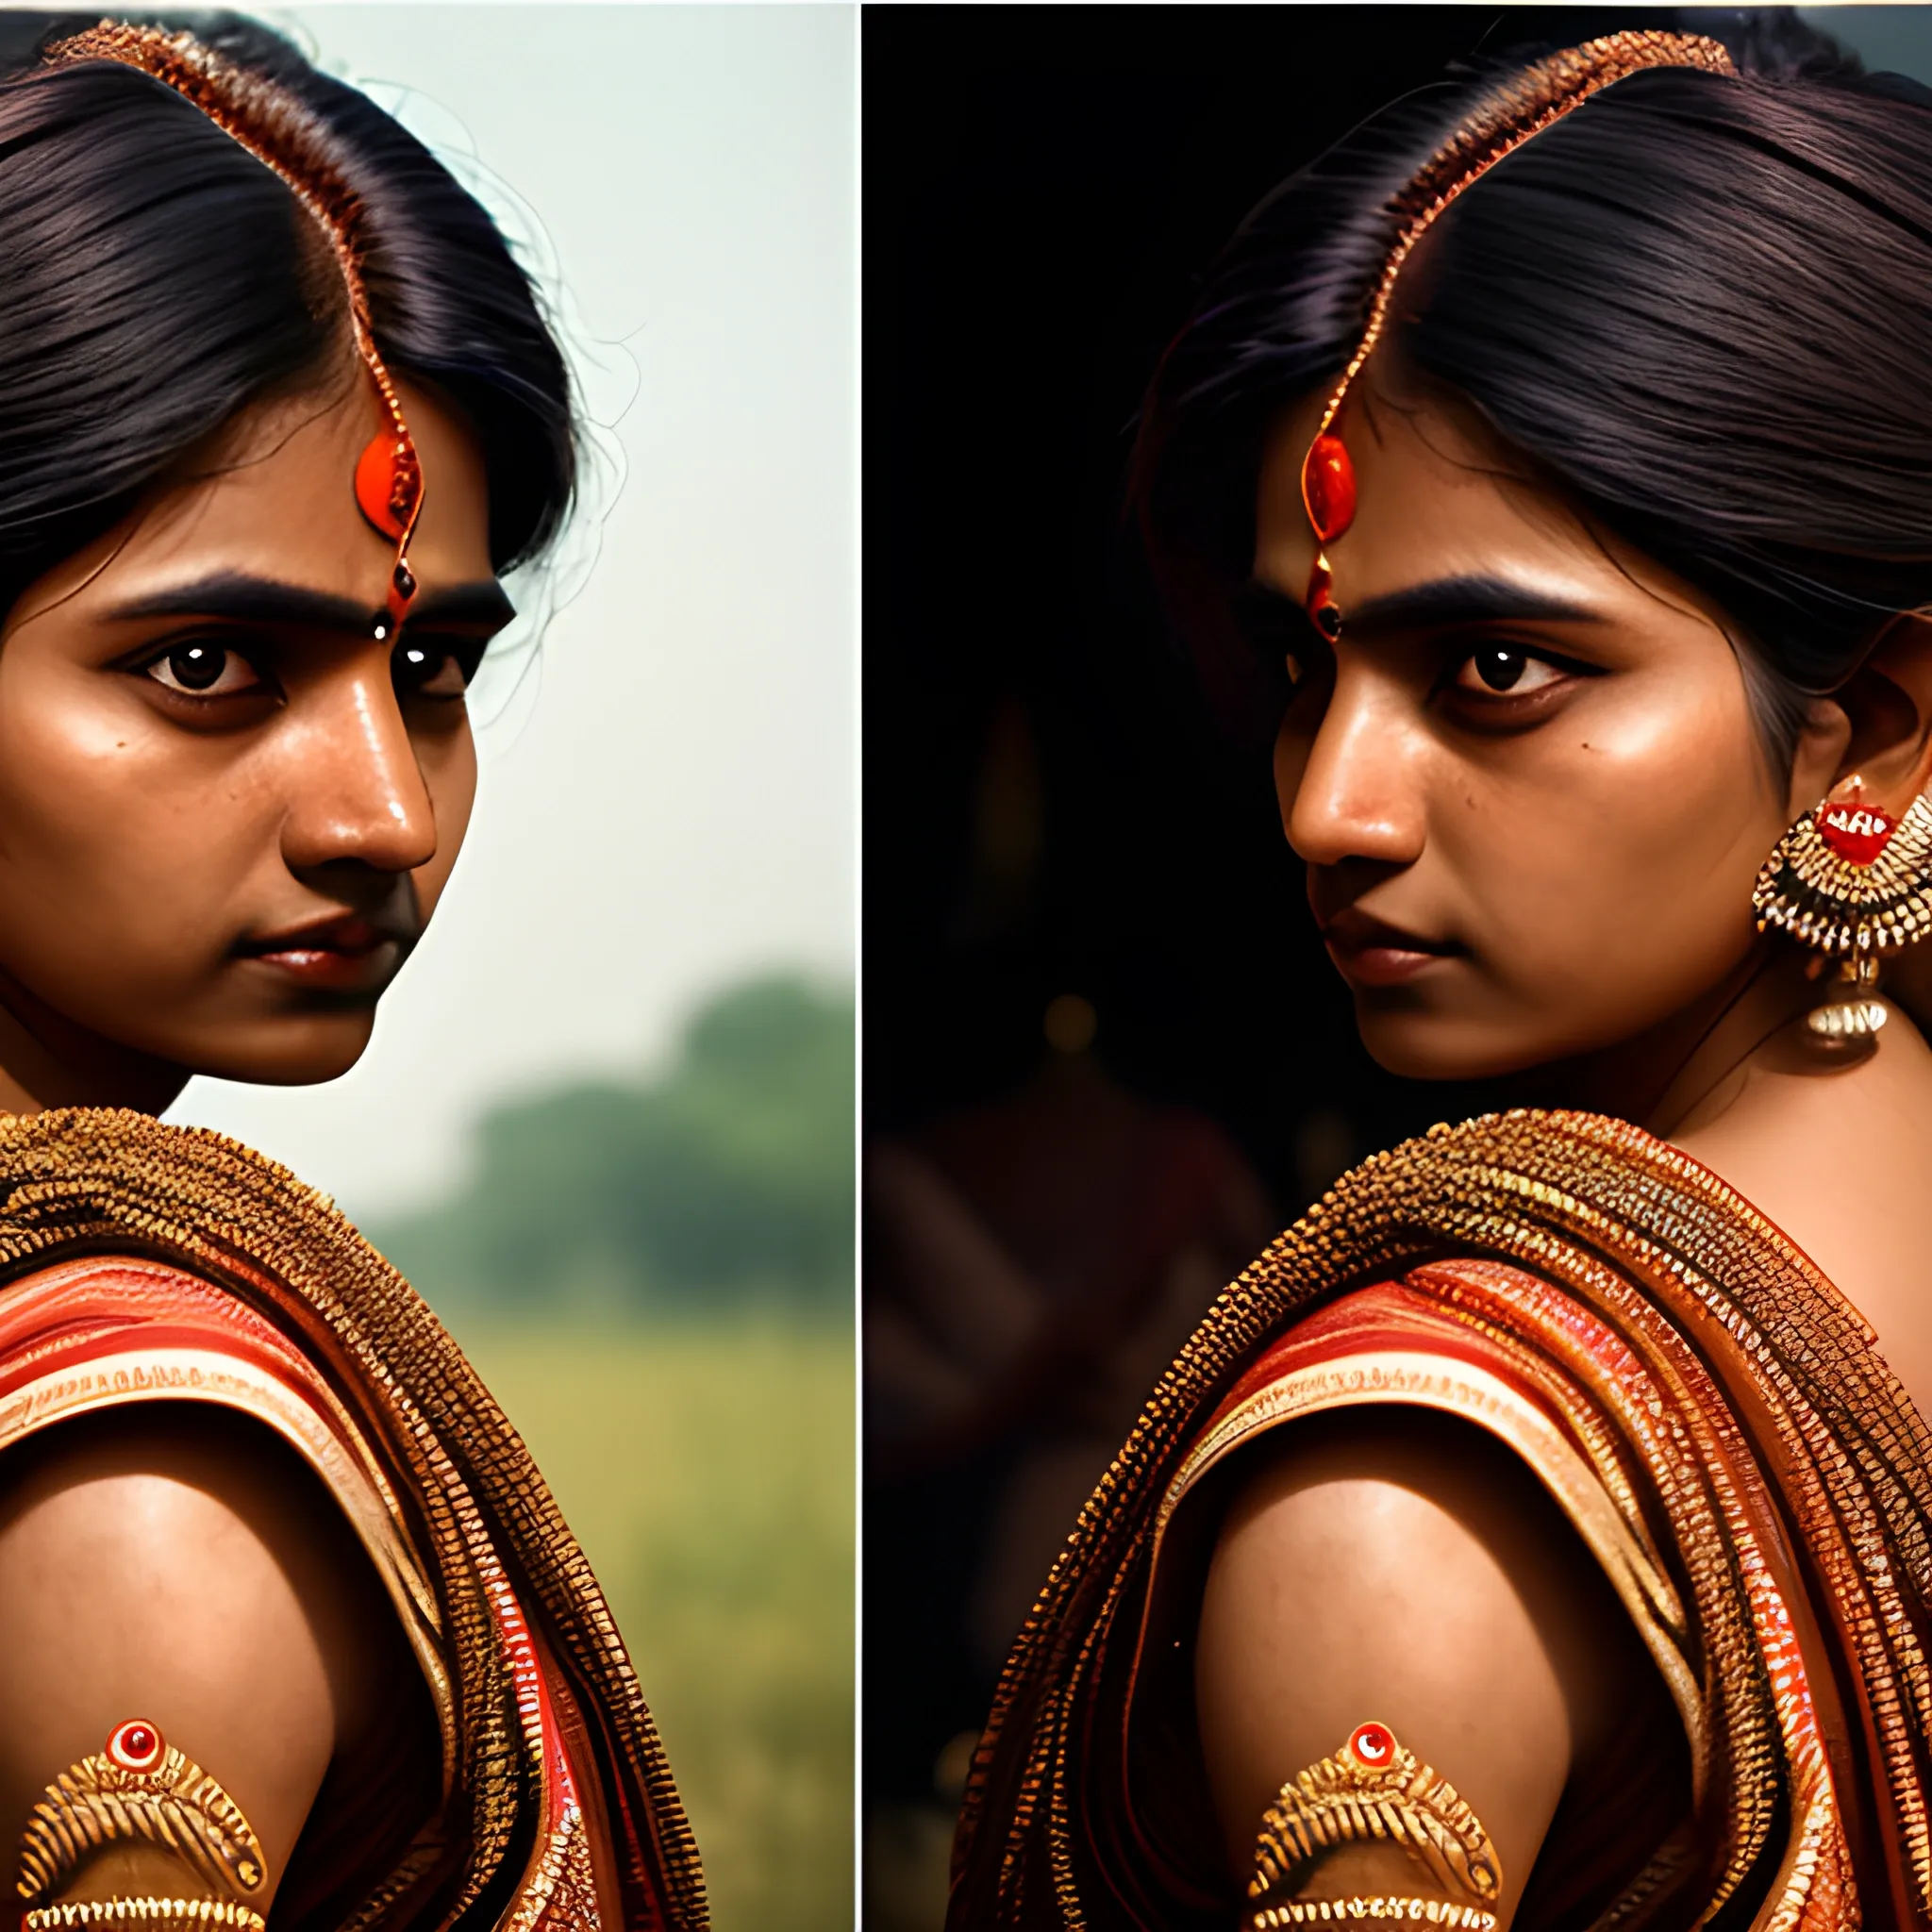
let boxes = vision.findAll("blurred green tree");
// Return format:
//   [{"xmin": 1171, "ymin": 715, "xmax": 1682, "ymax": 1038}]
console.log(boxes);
[{"xmin": 376, "ymin": 974, "xmax": 854, "ymax": 1316}]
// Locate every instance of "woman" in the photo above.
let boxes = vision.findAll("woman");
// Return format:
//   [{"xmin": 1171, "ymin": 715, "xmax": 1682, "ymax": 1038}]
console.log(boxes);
[
  {"xmin": 950, "ymin": 15, "xmax": 1932, "ymax": 1931},
  {"xmin": 0, "ymin": 14, "xmax": 702, "ymax": 1932}
]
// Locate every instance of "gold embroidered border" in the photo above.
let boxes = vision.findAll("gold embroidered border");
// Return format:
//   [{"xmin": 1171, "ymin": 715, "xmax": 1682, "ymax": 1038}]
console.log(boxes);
[
  {"xmin": 0, "ymin": 1110, "xmax": 701, "ymax": 1931},
  {"xmin": 1148, "ymin": 1348, "xmax": 1704, "ymax": 1757},
  {"xmin": 958, "ymin": 1109, "xmax": 1906, "ymax": 1932},
  {"xmin": 0, "ymin": 1332, "xmax": 452, "ymax": 1766}
]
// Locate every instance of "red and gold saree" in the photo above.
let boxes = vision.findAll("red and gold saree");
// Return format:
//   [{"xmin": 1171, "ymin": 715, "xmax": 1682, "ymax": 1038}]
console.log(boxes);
[
  {"xmin": 0, "ymin": 1108, "xmax": 705, "ymax": 1932},
  {"xmin": 951, "ymin": 1108, "xmax": 1932, "ymax": 1930}
]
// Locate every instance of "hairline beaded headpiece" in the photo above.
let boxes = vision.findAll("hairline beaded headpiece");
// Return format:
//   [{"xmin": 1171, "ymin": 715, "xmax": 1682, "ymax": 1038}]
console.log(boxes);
[
  {"xmin": 41, "ymin": 21, "xmax": 424, "ymax": 639},
  {"xmin": 1300, "ymin": 29, "xmax": 1738, "ymax": 641}
]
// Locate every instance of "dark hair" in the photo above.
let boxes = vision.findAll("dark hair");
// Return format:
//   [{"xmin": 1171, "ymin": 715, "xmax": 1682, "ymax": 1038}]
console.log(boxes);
[
  {"xmin": 0, "ymin": 9, "xmax": 572, "ymax": 618},
  {"xmin": 1131, "ymin": 9, "xmax": 1932, "ymax": 767}
]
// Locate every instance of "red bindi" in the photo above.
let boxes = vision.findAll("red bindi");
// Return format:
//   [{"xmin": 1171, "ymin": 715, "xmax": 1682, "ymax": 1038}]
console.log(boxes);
[{"xmin": 1301, "ymin": 432, "xmax": 1357, "ymax": 546}]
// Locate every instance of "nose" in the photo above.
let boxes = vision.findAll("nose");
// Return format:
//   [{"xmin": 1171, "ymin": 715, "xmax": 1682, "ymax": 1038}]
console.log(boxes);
[
  {"xmin": 1281, "ymin": 656, "xmax": 1428, "ymax": 869},
  {"xmin": 278, "ymin": 655, "xmax": 439, "ymax": 875}
]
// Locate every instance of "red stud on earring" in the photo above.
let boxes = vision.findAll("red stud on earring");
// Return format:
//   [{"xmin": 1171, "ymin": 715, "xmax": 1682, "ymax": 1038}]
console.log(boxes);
[
  {"xmin": 1301, "ymin": 428, "xmax": 1357, "ymax": 641},
  {"xmin": 1815, "ymin": 791, "xmax": 1899, "ymax": 866}
]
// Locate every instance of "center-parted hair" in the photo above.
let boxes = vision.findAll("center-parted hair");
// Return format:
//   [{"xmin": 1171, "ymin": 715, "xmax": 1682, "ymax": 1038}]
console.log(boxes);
[
  {"xmin": 0, "ymin": 8, "xmax": 572, "ymax": 617},
  {"xmin": 1131, "ymin": 10, "xmax": 1932, "ymax": 765}
]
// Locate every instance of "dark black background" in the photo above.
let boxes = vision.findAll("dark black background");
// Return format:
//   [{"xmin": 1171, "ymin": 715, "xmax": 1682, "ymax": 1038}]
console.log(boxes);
[
  {"xmin": 861, "ymin": 0, "xmax": 1588, "ymax": 1820},
  {"xmin": 865, "ymin": 5, "xmax": 1528, "ymax": 1249}
]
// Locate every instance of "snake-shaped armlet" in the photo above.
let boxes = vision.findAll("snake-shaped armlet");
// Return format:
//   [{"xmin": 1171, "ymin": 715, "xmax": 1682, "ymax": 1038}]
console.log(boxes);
[
  {"xmin": 1245, "ymin": 1723, "xmax": 1502, "ymax": 1932},
  {"xmin": 15, "ymin": 1720, "xmax": 266, "ymax": 1932}
]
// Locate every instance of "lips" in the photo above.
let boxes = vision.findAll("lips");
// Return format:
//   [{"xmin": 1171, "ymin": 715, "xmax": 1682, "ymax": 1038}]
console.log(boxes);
[
  {"xmin": 238, "ymin": 913, "xmax": 408, "ymax": 991},
  {"xmin": 1317, "ymin": 906, "xmax": 1462, "ymax": 989}
]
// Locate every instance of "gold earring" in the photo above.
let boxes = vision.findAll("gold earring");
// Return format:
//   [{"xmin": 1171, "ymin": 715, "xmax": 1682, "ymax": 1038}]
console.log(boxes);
[{"xmin": 1752, "ymin": 775, "xmax": 1932, "ymax": 1038}]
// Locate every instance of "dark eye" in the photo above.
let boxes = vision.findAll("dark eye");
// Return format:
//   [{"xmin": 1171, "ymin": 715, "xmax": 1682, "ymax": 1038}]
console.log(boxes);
[
  {"xmin": 144, "ymin": 640, "xmax": 263, "ymax": 698},
  {"xmin": 1474, "ymin": 646, "xmax": 1524, "ymax": 691},
  {"xmin": 391, "ymin": 639, "xmax": 477, "ymax": 699},
  {"xmin": 1452, "ymin": 645, "xmax": 1564, "ymax": 698}
]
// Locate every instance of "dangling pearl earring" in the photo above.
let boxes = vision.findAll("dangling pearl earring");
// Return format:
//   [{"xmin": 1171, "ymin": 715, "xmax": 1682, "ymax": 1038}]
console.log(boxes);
[{"xmin": 1753, "ymin": 773, "xmax": 1932, "ymax": 1038}]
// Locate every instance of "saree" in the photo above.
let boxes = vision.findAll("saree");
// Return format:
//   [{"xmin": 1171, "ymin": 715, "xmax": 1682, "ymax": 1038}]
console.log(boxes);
[
  {"xmin": 0, "ymin": 1107, "xmax": 706, "ymax": 1932},
  {"xmin": 949, "ymin": 1108, "xmax": 1932, "ymax": 1931}
]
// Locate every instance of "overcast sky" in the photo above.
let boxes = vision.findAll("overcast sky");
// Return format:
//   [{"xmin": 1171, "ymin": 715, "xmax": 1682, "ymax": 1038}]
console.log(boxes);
[{"xmin": 165, "ymin": 6, "xmax": 856, "ymax": 1223}]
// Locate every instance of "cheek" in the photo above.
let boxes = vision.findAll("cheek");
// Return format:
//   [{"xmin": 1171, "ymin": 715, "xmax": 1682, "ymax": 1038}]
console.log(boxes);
[
  {"xmin": 410, "ymin": 723, "xmax": 478, "ymax": 918},
  {"xmin": 0, "ymin": 661, "xmax": 320, "ymax": 1067},
  {"xmin": 1448, "ymin": 679, "xmax": 1776, "ymax": 989},
  {"xmin": 0, "ymin": 687, "xmax": 273, "ymax": 954}
]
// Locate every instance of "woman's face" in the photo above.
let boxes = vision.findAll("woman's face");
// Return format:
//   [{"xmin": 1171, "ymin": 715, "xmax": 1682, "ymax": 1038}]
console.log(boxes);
[
  {"xmin": 1255, "ymin": 381, "xmax": 1841, "ymax": 1081},
  {"xmin": 0, "ymin": 372, "xmax": 505, "ymax": 1091}
]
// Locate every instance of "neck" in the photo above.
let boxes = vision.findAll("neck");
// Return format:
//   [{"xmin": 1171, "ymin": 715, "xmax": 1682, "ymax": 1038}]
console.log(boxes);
[
  {"xmin": 1507, "ymin": 941, "xmax": 1824, "ymax": 1136},
  {"xmin": 0, "ymin": 967, "xmax": 187, "ymax": 1118}
]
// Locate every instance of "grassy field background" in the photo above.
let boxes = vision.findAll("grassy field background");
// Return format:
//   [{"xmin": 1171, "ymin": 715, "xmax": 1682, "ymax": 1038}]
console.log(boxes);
[{"xmin": 457, "ymin": 1319, "xmax": 854, "ymax": 1932}]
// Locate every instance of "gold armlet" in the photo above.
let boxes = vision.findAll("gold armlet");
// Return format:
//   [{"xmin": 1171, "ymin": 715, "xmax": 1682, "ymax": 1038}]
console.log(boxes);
[
  {"xmin": 26, "ymin": 1904, "xmax": 264, "ymax": 1932},
  {"xmin": 16, "ymin": 1721, "xmax": 266, "ymax": 1909},
  {"xmin": 1253, "ymin": 1902, "xmax": 1495, "ymax": 1929},
  {"xmin": 1246, "ymin": 1723, "xmax": 1502, "ymax": 1931}
]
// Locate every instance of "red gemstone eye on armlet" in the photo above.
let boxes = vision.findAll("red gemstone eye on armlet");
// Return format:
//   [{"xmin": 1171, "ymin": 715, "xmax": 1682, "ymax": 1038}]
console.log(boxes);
[
  {"xmin": 1346, "ymin": 1720, "xmax": 1394, "ymax": 1766},
  {"xmin": 19, "ymin": 1717, "xmax": 270, "ymax": 1915},
  {"xmin": 106, "ymin": 1717, "xmax": 164, "ymax": 1774},
  {"xmin": 1246, "ymin": 1720, "xmax": 1503, "ymax": 1932}
]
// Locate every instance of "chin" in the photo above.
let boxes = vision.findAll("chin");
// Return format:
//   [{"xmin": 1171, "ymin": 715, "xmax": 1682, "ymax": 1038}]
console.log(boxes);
[
  {"xmin": 181, "ymin": 1011, "xmax": 379, "ymax": 1088},
  {"xmin": 1354, "ymin": 1002, "xmax": 1565, "ymax": 1085}
]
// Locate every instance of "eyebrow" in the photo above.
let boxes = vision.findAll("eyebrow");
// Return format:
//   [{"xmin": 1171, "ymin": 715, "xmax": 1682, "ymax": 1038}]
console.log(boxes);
[
  {"xmin": 1336, "ymin": 573, "xmax": 1607, "ymax": 636},
  {"xmin": 99, "ymin": 570, "xmax": 516, "ymax": 637}
]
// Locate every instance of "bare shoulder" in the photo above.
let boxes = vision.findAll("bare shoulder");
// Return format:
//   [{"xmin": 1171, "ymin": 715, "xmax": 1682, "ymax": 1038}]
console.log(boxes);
[
  {"xmin": 1668, "ymin": 1010, "xmax": 1932, "ymax": 1419},
  {"xmin": 0, "ymin": 1404, "xmax": 424, "ymax": 1914},
  {"xmin": 1195, "ymin": 1407, "xmax": 1665, "ymax": 1924}
]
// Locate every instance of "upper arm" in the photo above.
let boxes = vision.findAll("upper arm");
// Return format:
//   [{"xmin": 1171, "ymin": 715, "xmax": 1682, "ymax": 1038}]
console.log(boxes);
[
  {"xmin": 0, "ymin": 1404, "xmax": 424, "ymax": 1915},
  {"xmin": 1195, "ymin": 1407, "xmax": 1651, "ymax": 1926}
]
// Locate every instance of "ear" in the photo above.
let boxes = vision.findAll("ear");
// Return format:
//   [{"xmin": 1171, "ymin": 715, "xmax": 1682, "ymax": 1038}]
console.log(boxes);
[
  {"xmin": 1829, "ymin": 614, "xmax": 1932, "ymax": 804},
  {"xmin": 1788, "ymin": 695, "xmax": 1851, "ymax": 821}
]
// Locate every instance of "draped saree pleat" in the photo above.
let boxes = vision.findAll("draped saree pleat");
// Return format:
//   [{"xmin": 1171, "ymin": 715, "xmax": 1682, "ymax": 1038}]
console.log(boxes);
[
  {"xmin": 0, "ymin": 1108, "xmax": 706, "ymax": 1932},
  {"xmin": 951, "ymin": 1108, "xmax": 1932, "ymax": 1932}
]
